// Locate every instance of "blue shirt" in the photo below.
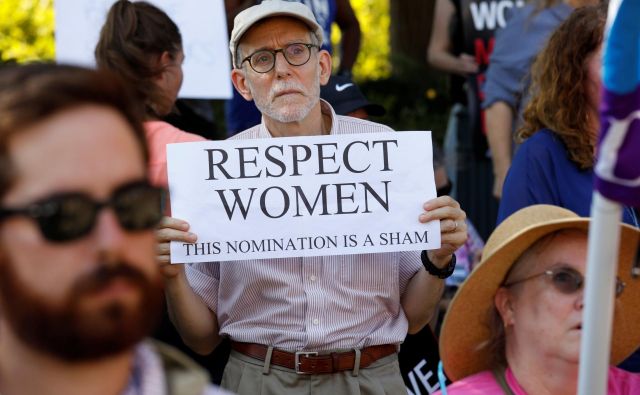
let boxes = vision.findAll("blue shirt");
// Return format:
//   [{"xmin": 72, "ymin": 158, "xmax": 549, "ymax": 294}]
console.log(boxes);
[
  {"xmin": 482, "ymin": 2, "xmax": 572, "ymax": 111},
  {"xmin": 498, "ymin": 129, "xmax": 638, "ymax": 226},
  {"xmin": 297, "ymin": 0, "xmax": 337, "ymax": 51}
]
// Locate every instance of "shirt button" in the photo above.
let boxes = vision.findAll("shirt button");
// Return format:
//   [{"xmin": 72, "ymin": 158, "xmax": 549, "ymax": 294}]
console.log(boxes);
[
  {"xmin": 310, "ymin": 275, "xmax": 317, "ymax": 282},
  {"xmin": 312, "ymin": 318, "xmax": 319, "ymax": 325}
]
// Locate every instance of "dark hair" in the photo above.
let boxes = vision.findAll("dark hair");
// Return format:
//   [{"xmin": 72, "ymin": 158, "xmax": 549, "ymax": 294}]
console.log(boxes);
[
  {"xmin": 534, "ymin": 0, "xmax": 605, "ymax": 11},
  {"xmin": 535, "ymin": 0, "xmax": 561, "ymax": 8},
  {"xmin": 0, "ymin": 63, "xmax": 148, "ymax": 199},
  {"xmin": 95, "ymin": 0, "xmax": 182, "ymax": 118},
  {"xmin": 518, "ymin": 5, "xmax": 606, "ymax": 169}
]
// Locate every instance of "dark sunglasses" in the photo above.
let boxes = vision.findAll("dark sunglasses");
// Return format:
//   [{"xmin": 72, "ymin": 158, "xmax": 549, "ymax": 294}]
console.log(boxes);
[
  {"xmin": 0, "ymin": 181, "xmax": 164, "ymax": 242},
  {"xmin": 503, "ymin": 266, "xmax": 626, "ymax": 298}
]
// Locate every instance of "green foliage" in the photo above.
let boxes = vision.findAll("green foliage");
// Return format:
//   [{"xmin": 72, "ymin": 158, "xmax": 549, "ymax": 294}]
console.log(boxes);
[
  {"xmin": 1, "ymin": 0, "xmax": 447, "ymax": 139},
  {"xmin": 331, "ymin": 0, "xmax": 449, "ymax": 141},
  {"xmin": 0, "ymin": 0, "xmax": 55, "ymax": 63},
  {"xmin": 360, "ymin": 76, "xmax": 450, "ymax": 143},
  {"xmin": 372, "ymin": 51, "xmax": 451, "ymax": 141},
  {"xmin": 332, "ymin": 0, "xmax": 391, "ymax": 81}
]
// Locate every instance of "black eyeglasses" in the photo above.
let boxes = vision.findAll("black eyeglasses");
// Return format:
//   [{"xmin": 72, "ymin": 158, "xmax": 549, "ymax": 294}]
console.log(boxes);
[
  {"xmin": 503, "ymin": 266, "xmax": 626, "ymax": 298},
  {"xmin": 241, "ymin": 43, "xmax": 319, "ymax": 73},
  {"xmin": 0, "ymin": 181, "xmax": 164, "ymax": 242}
]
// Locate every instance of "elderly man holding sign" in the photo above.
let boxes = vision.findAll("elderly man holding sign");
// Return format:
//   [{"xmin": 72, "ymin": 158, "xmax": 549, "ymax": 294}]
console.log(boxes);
[{"xmin": 157, "ymin": 1, "xmax": 467, "ymax": 393}]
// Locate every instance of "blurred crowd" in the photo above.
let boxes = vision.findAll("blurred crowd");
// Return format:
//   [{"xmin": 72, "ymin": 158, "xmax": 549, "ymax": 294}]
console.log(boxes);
[{"xmin": 0, "ymin": 0, "xmax": 638, "ymax": 394}]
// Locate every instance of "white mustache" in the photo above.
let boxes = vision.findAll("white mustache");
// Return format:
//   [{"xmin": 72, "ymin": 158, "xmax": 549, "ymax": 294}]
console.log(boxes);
[{"xmin": 270, "ymin": 82, "xmax": 306, "ymax": 99}]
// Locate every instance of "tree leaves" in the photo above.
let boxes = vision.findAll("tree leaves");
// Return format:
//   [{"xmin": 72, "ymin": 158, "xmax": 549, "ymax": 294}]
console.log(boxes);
[{"xmin": 0, "ymin": 0, "xmax": 54, "ymax": 63}]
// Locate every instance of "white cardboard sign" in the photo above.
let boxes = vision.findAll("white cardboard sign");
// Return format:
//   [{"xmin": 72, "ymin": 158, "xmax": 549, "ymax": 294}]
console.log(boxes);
[
  {"xmin": 167, "ymin": 131, "xmax": 440, "ymax": 263},
  {"xmin": 54, "ymin": 0, "xmax": 232, "ymax": 99}
]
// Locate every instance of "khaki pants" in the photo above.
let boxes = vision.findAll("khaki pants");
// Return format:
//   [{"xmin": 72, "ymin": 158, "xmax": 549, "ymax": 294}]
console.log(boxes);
[{"xmin": 221, "ymin": 350, "xmax": 406, "ymax": 395}]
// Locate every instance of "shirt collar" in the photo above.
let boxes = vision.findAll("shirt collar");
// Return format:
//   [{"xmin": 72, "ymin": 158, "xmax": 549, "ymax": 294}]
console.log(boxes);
[{"xmin": 121, "ymin": 342, "xmax": 166, "ymax": 395}]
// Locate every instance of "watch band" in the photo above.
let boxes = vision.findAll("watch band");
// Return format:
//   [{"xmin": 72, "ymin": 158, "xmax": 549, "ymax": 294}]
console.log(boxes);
[{"xmin": 421, "ymin": 250, "xmax": 457, "ymax": 279}]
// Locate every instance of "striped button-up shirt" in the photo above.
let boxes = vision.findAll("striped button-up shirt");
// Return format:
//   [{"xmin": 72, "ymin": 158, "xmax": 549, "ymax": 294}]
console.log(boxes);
[{"xmin": 185, "ymin": 101, "xmax": 423, "ymax": 351}]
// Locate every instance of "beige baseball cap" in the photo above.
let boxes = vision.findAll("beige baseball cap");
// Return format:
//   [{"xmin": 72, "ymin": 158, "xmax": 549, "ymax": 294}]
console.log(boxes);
[{"xmin": 229, "ymin": 0, "xmax": 324, "ymax": 68}]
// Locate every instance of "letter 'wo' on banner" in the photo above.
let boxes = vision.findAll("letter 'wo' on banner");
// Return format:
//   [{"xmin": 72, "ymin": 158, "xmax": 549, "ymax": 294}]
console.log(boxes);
[{"xmin": 167, "ymin": 131, "xmax": 440, "ymax": 263}]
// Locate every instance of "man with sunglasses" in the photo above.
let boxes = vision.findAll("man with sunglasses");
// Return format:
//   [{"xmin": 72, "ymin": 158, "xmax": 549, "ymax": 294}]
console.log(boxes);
[
  {"xmin": 157, "ymin": 1, "xmax": 468, "ymax": 393},
  {"xmin": 0, "ymin": 64, "xmax": 227, "ymax": 395}
]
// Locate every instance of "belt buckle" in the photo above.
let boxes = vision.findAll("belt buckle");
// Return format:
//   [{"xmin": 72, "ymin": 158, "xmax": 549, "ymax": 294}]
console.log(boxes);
[{"xmin": 294, "ymin": 351, "xmax": 318, "ymax": 374}]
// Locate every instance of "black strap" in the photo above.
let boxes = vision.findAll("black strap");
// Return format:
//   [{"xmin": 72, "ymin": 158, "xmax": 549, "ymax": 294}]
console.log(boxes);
[{"xmin": 492, "ymin": 367, "xmax": 517, "ymax": 395}]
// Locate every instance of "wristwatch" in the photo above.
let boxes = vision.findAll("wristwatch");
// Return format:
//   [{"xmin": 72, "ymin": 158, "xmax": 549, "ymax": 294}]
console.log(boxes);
[{"xmin": 421, "ymin": 250, "xmax": 457, "ymax": 279}]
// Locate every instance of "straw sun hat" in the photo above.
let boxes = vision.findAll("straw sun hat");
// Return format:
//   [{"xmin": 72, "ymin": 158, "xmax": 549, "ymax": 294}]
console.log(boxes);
[{"xmin": 439, "ymin": 205, "xmax": 640, "ymax": 381}]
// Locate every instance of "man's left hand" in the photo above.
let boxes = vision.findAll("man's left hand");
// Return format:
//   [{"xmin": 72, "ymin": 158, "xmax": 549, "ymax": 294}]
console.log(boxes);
[{"xmin": 418, "ymin": 195, "xmax": 467, "ymax": 268}]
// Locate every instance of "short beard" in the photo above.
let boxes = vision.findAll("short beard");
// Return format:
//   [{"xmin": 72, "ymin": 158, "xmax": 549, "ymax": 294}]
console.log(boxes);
[
  {"xmin": 250, "ymin": 70, "xmax": 320, "ymax": 123},
  {"xmin": 0, "ymin": 256, "xmax": 163, "ymax": 362}
]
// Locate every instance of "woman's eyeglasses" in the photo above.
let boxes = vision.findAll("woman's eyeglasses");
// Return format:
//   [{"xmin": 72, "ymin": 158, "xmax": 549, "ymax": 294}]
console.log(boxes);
[
  {"xmin": 503, "ymin": 266, "xmax": 626, "ymax": 298},
  {"xmin": 0, "ymin": 180, "xmax": 163, "ymax": 243},
  {"xmin": 241, "ymin": 43, "xmax": 319, "ymax": 73}
]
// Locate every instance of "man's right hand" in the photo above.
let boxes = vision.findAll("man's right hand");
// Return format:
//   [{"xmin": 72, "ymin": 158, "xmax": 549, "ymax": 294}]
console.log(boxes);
[
  {"xmin": 155, "ymin": 218, "xmax": 220, "ymax": 354},
  {"xmin": 156, "ymin": 216, "xmax": 197, "ymax": 278}
]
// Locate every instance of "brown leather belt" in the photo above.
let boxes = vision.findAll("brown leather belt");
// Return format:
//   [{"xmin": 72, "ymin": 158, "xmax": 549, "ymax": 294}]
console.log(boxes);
[{"xmin": 231, "ymin": 341, "xmax": 398, "ymax": 374}]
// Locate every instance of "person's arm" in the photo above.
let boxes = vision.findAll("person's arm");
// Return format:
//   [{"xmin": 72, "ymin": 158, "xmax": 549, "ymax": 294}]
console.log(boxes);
[
  {"xmin": 402, "ymin": 196, "xmax": 468, "ymax": 334},
  {"xmin": 156, "ymin": 217, "xmax": 223, "ymax": 355},
  {"xmin": 485, "ymin": 101, "xmax": 514, "ymax": 199},
  {"xmin": 427, "ymin": 0, "xmax": 478, "ymax": 76},
  {"xmin": 334, "ymin": 0, "xmax": 361, "ymax": 73}
]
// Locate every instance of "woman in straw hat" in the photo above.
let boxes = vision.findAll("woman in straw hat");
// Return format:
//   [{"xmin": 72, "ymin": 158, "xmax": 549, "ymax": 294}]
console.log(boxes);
[{"xmin": 436, "ymin": 205, "xmax": 640, "ymax": 394}]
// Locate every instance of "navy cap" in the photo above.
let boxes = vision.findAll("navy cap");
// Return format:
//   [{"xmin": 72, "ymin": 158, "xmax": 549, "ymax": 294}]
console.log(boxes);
[{"xmin": 320, "ymin": 75, "xmax": 386, "ymax": 117}]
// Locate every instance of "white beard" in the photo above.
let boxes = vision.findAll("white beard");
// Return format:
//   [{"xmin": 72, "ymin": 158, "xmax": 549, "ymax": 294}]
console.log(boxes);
[{"xmin": 249, "ymin": 70, "xmax": 321, "ymax": 123}]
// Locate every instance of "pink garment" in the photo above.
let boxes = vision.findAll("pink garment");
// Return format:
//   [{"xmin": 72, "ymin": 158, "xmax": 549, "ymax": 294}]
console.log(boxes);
[
  {"xmin": 608, "ymin": 366, "xmax": 640, "ymax": 394},
  {"xmin": 436, "ymin": 366, "xmax": 640, "ymax": 394},
  {"xmin": 434, "ymin": 369, "xmax": 526, "ymax": 395},
  {"xmin": 144, "ymin": 121, "xmax": 205, "ymax": 188}
]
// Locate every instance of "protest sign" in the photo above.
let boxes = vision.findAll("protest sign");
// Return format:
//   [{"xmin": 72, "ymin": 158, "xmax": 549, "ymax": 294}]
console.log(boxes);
[
  {"xmin": 167, "ymin": 131, "xmax": 439, "ymax": 263},
  {"xmin": 54, "ymin": 0, "xmax": 232, "ymax": 99},
  {"xmin": 460, "ymin": 0, "xmax": 525, "ymax": 139},
  {"xmin": 400, "ymin": 327, "xmax": 447, "ymax": 395}
]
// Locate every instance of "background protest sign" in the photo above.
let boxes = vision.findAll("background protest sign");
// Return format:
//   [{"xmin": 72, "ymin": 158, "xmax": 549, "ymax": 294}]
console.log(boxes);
[
  {"xmin": 54, "ymin": 0, "xmax": 232, "ymax": 99},
  {"xmin": 460, "ymin": 0, "xmax": 525, "ymax": 138},
  {"xmin": 400, "ymin": 327, "xmax": 447, "ymax": 394},
  {"xmin": 167, "ymin": 131, "xmax": 440, "ymax": 263}
]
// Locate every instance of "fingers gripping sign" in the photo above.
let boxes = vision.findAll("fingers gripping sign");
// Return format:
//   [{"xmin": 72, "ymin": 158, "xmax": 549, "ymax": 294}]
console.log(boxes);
[
  {"xmin": 419, "ymin": 195, "xmax": 468, "ymax": 268},
  {"xmin": 156, "ymin": 216, "xmax": 197, "ymax": 277}
]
